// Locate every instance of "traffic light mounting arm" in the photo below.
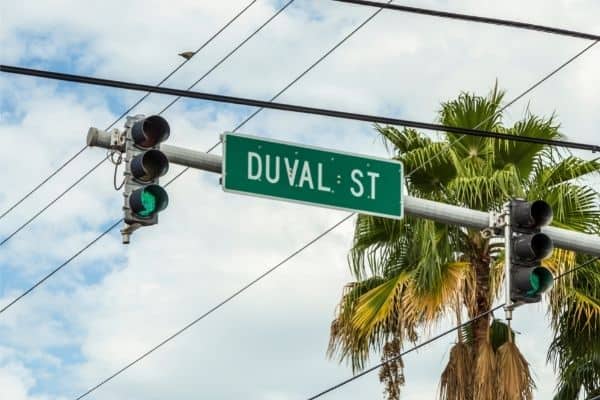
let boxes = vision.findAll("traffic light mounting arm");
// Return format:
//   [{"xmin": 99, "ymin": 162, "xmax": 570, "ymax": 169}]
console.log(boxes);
[{"xmin": 86, "ymin": 126, "xmax": 600, "ymax": 254}]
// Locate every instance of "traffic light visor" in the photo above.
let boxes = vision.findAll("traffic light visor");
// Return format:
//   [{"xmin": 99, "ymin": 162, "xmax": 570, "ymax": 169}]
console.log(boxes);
[
  {"xmin": 513, "ymin": 232, "xmax": 554, "ymax": 261},
  {"xmin": 131, "ymin": 150, "xmax": 169, "ymax": 182},
  {"xmin": 530, "ymin": 200, "xmax": 553, "ymax": 227},
  {"xmin": 131, "ymin": 115, "xmax": 170, "ymax": 148},
  {"xmin": 512, "ymin": 199, "xmax": 553, "ymax": 229},
  {"xmin": 130, "ymin": 185, "xmax": 168, "ymax": 218},
  {"xmin": 527, "ymin": 267, "xmax": 553, "ymax": 295}
]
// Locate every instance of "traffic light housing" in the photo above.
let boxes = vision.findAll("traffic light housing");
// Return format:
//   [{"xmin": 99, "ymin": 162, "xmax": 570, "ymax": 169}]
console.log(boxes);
[
  {"xmin": 509, "ymin": 199, "xmax": 554, "ymax": 304},
  {"xmin": 121, "ymin": 115, "xmax": 170, "ymax": 243}
]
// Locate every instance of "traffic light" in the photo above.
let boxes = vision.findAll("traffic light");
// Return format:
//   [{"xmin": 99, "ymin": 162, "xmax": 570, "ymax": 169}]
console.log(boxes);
[
  {"xmin": 509, "ymin": 199, "xmax": 554, "ymax": 304},
  {"xmin": 121, "ymin": 115, "xmax": 170, "ymax": 243}
]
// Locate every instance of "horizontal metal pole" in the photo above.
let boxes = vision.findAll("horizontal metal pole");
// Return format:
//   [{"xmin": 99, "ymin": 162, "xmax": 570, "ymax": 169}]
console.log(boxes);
[
  {"xmin": 404, "ymin": 196, "xmax": 600, "ymax": 256},
  {"xmin": 162, "ymin": 144, "xmax": 222, "ymax": 173},
  {"xmin": 87, "ymin": 127, "xmax": 222, "ymax": 173},
  {"xmin": 87, "ymin": 128, "xmax": 600, "ymax": 257}
]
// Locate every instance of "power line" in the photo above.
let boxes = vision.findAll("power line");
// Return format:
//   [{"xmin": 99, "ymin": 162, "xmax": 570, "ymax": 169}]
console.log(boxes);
[
  {"xmin": 306, "ymin": 256, "xmax": 600, "ymax": 399},
  {"xmin": 68, "ymin": 252, "xmax": 599, "ymax": 399},
  {"xmin": 0, "ymin": 157, "xmax": 106, "ymax": 248},
  {"xmin": 552, "ymin": 256, "xmax": 599, "ymax": 281},
  {"xmin": 308, "ymin": 304, "xmax": 506, "ymax": 399},
  {"xmin": 2, "ymin": 1, "xmax": 595, "ymax": 393},
  {"xmin": 70, "ymin": 6, "xmax": 398, "ymax": 391},
  {"xmin": 403, "ymin": 38, "xmax": 598, "ymax": 181},
  {"xmin": 0, "ymin": 145, "xmax": 88, "ymax": 222},
  {"xmin": 72, "ymin": 214, "xmax": 354, "ymax": 400},
  {"xmin": 331, "ymin": 0, "xmax": 600, "ymax": 41},
  {"xmin": 69, "ymin": 19, "xmax": 600, "ymax": 399},
  {"xmin": 0, "ymin": 0, "xmax": 291, "ymax": 249},
  {"xmin": 0, "ymin": 219, "xmax": 122, "ymax": 314},
  {"xmin": 232, "ymin": 0, "xmax": 393, "ymax": 132},
  {"xmin": 0, "ymin": 0, "xmax": 393, "ymax": 313},
  {"xmin": 304, "ymin": 40, "xmax": 600, "ymax": 397},
  {"xmin": 0, "ymin": 0, "xmax": 396, "ymax": 322},
  {"xmin": 2, "ymin": 65, "xmax": 599, "ymax": 153},
  {"xmin": 0, "ymin": 0, "xmax": 258, "ymax": 223},
  {"xmin": 0, "ymin": 0, "xmax": 590, "ymax": 343},
  {"xmin": 2, "ymin": 0, "xmax": 395, "ymax": 388}
]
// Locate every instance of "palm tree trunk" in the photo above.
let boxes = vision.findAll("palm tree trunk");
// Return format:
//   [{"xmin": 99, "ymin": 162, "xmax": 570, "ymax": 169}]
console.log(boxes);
[
  {"xmin": 471, "ymin": 254, "xmax": 491, "ymax": 346},
  {"xmin": 470, "ymin": 253, "xmax": 495, "ymax": 399}
]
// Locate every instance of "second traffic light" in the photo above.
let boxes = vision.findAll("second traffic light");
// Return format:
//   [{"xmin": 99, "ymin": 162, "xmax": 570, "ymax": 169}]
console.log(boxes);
[
  {"xmin": 121, "ymin": 115, "xmax": 170, "ymax": 243},
  {"xmin": 509, "ymin": 199, "xmax": 554, "ymax": 304}
]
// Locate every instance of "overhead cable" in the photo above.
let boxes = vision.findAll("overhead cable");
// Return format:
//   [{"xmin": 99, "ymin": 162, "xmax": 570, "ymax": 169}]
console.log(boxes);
[
  {"xmin": 2, "ymin": 4, "xmax": 597, "ymax": 397},
  {"xmin": 72, "ymin": 213, "xmax": 353, "ymax": 400},
  {"xmin": 69, "ymin": 31, "xmax": 598, "ymax": 397},
  {"xmin": 402, "ymin": 38, "xmax": 598, "ymax": 184},
  {"xmin": 0, "ymin": 0, "xmax": 292, "ymax": 248},
  {"xmin": 331, "ymin": 0, "xmax": 600, "ymax": 41},
  {"xmin": 0, "ymin": 0, "xmax": 258, "ymax": 223},
  {"xmin": 2, "ymin": 65, "xmax": 598, "ymax": 153},
  {"xmin": 0, "ymin": 0, "xmax": 391, "ymax": 312},
  {"xmin": 306, "ymin": 257, "xmax": 600, "ymax": 399}
]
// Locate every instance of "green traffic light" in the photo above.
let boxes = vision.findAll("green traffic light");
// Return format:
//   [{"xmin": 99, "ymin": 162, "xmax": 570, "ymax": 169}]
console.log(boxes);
[
  {"xmin": 130, "ymin": 185, "xmax": 168, "ymax": 218},
  {"xmin": 527, "ymin": 267, "xmax": 553, "ymax": 296},
  {"xmin": 138, "ymin": 189, "xmax": 158, "ymax": 217}
]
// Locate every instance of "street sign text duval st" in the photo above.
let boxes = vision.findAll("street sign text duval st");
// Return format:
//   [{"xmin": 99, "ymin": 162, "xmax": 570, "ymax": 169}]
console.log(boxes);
[{"xmin": 222, "ymin": 133, "xmax": 403, "ymax": 219}]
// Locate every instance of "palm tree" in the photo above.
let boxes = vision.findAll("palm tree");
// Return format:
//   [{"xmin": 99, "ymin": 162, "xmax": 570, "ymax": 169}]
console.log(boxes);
[{"xmin": 327, "ymin": 86, "xmax": 600, "ymax": 399}]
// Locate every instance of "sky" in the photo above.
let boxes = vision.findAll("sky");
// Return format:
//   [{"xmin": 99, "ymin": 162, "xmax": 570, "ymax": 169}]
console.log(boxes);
[{"xmin": 0, "ymin": 0, "xmax": 599, "ymax": 399}]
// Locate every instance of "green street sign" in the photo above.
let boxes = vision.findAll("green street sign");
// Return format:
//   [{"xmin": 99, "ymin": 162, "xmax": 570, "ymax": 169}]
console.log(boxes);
[{"xmin": 222, "ymin": 133, "xmax": 403, "ymax": 219}]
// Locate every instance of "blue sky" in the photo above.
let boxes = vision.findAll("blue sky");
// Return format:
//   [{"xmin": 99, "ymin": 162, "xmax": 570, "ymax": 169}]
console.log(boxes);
[{"xmin": 1, "ymin": 0, "xmax": 600, "ymax": 399}]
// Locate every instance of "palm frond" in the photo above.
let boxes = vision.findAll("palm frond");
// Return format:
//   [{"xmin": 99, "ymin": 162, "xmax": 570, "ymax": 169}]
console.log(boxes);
[
  {"xmin": 328, "ymin": 276, "xmax": 388, "ymax": 370},
  {"xmin": 446, "ymin": 166, "xmax": 522, "ymax": 210},
  {"xmin": 492, "ymin": 113, "xmax": 561, "ymax": 178},
  {"xmin": 439, "ymin": 342, "xmax": 472, "ymax": 400},
  {"xmin": 473, "ymin": 340, "xmax": 497, "ymax": 400},
  {"xmin": 496, "ymin": 342, "xmax": 535, "ymax": 400},
  {"xmin": 398, "ymin": 141, "xmax": 456, "ymax": 196},
  {"xmin": 535, "ymin": 183, "xmax": 600, "ymax": 232},
  {"xmin": 349, "ymin": 214, "xmax": 408, "ymax": 279},
  {"xmin": 351, "ymin": 272, "xmax": 412, "ymax": 337},
  {"xmin": 329, "ymin": 84, "xmax": 600, "ymax": 398},
  {"xmin": 375, "ymin": 125, "xmax": 432, "ymax": 155},
  {"xmin": 552, "ymin": 352, "xmax": 600, "ymax": 400},
  {"xmin": 536, "ymin": 156, "xmax": 600, "ymax": 188},
  {"xmin": 548, "ymin": 257, "xmax": 600, "ymax": 397}
]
